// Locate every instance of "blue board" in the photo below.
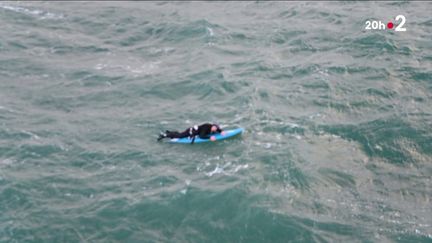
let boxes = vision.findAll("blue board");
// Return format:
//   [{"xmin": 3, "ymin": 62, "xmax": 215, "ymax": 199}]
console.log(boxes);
[{"xmin": 169, "ymin": 127, "xmax": 244, "ymax": 144}]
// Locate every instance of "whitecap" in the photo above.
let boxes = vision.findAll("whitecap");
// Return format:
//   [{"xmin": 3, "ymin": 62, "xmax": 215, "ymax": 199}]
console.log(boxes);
[
  {"xmin": 0, "ymin": 4, "xmax": 64, "ymax": 20},
  {"xmin": 185, "ymin": 179, "xmax": 191, "ymax": 186},
  {"xmin": 0, "ymin": 105, "xmax": 15, "ymax": 113},
  {"xmin": 205, "ymin": 164, "xmax": 224, "ymax": 177},
  {"xmin": 20, "ymin": 130, "xmax": 40, "ymax": 140},
  {"xmin": 233, "ymin": 164, "xmax": 249, "ymax": 172},
  {"xmin": 206, "ymin": 27, "xmax": 214, "ymax": 36},
  {"xmin": 1, "ymin": 158, "xmax": 15, "ymax": 166},
  {"xmin": 94, "ymin": 63, "xmax": 107, "ymax": 70}
]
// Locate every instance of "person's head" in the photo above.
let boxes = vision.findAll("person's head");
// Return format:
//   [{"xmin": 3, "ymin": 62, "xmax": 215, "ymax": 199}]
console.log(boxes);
[{"xmin": 211, "ymin": 124, "xmax": 222, "ymax": 133}]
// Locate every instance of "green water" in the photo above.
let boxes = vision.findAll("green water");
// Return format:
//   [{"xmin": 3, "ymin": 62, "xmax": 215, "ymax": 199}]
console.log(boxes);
[{"xmin": 0, "ymin": 1, "xmax": 431, "ymax": 242}]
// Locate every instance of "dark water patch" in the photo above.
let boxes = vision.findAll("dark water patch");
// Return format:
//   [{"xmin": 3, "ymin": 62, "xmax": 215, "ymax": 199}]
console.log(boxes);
[
  {"xmin": 313, "ymin": 100, "xmax": 351, "ymax": 112},
  {"xmin": 129, "ymin": 188, "xmax": 328, "ymax": 242},
  {"xmin": 211, "ymin": 45, "xmax": 251, "ymax": 57},
  {"xmin": 7, "ymin": 40, "xmax": 28, "ymax": 50},
  {"xmin": 363, "ymin": 71, "xmax": 390, "ymax": 80},
  {"xmin": 390, "ymin": 233, "xmax": 432, "ymax": 243},
  {"xmin": 411, "ymin": 71, "xmax": 432, "ymax": 83},
  {"xmin": 49, "ymin": 44, "xmax": 110, "ymax": 55},
  {"xmin": 397, "ymin": 66, "xmax": 432, "ymax": 85},
  {"xmin": 349, "ymin": 100, "xmax": 373, "ymax": 109},
  {"xmin": 0, "ymin": 147, "xmax": 15, "ymax": 159},
  {"xmin": 278, "ymin": 9, "xmax": 298, "ymax": 19},
  {"xmin": 0, "ymin": 58, "xmax": 48, "ymax": 77},
  {"xmin": 269, "ymin": 72, "xmax": 294, "ymax": 80},
  {"xmin": 295, "ymin": 64, "xmax": 320, "ymax": 77},
  {"xmin": 117, "ymin": 19, "xmax": 221, "ymax": 45},
  {"xmin": 139, "ymin": 82, "xmax": 188, "ymax": 100},
  {"xmin": 288, "ymin": 38, "xmax": 317, "ymax": 53},
  {"xmin": 187, "ymin": 69, "xmax": 224, "ymax": 82},
  {"xmin": 419, "ymin": 18, "xmax": 432, "ymax": 26},
  {"xmin": 271, "ymin": 30, "xmax": 307, "ymax": 45},
  {"xmin": 67, "ymin": 70, "xmax": 92, "ymax": 82},
  {"xmin": 76, "ymin": 45, "xmax": 110, "ymax": 54},
  {"xmin": 230, "ymin": 60, "xmax": 262, "ymax": 69},
  {"xmin": 345, "ymin": 33, "xmax": 397, "ymax": 55},
  {"xmin": 112, "ymin": 150, "xmax": 151, "ymax": 163},
  {"xmin": 117, "ymin": 24, "xmax": 164, "ymax": 47},
  {"xmin": 318, "ymin": 168, "xmax": 356, "ymax": 188},
  {"xmin": 346, "ymin": 66, "xmax": 389, "ymax": 76},
  {"xmin": 75, "ymin": 89, "xmax": 130, "ymax": 106},
  {"xmin": 364, "ymin": 88, "xmax": 396, "ymax": 99},
  {"xmin": 33, "ymin": 95, "xmax": 81, "ymax": 113},
  {"xmin": 260, "ymin": 153, "xmax": 310, "ymax": 191},
  {"xmin": 258, "ymin": 89, "xmax": 269, "ymax": 100},
  {"xmin": 0, "ymin": 7, "xmax": 35, "ymax": 22},
  {"xmin": 70, "ymin": 16, "xmax": 111, "ymax": 36},
  {"xmin": 87, "ymin": 131, "xmax": 124, "ymax": 144},
  {"xmin": 327, "ymin": 66, "xmax": 347, "ymax": 74},
  {"xmin": 143, "ymin": 70, "xmax": 229, "ymax": 100},
  {"xmin": 0, "ymin": 129, "xmax": 32, "ymax": 141},
  {"xmin": 77, "ymin": 151, "xmax": 109, "ymax": 164},
  {"xmin": 170, "ymin": 19, "xmax": 215, "ymax": 41},
  {"xmin": 228, "ymin": 32, "xmax": 255, "ymax": 42},
  {"xmin": 327, "ymin": 65, "xmax": 391, "ymax": 83},
  {"xmin": 0, "ymin": 186, "xmax": 33, "ymax": 212},
  {"xmin": 49, "ymin": 45, "xmax": 73, "ymax": 55},
  {"xmin": 218, "ymin": 80, "xmax": 238, "ymax": 94},
  {"xmin": 146, "ymin": 175, "xmax": 179, "ymax": 189},
  {"xmin": 17, "ymin": 144, "xmax": 64, "ymax": 159},
  {"xmin": 394, "ymin": 45, "xmax": 413, "ymax": 56},
  {"xmin": 3, "ymin": 144, "xmax": 63, "ymax": 162},
  {"xmin": 67, "ymin": 71, "xmax": 123, "ymax": 87},
  {"xmin": 320, "ymin": 117, "xmax": 432, "ymax": 165},
  {"xmin": 252, "ymin": 62, "xmax": 273, "ymax": 73},
  {"xmin": 302, "ymin": 80, "xmax": 330, "ymax": 90},
  {"xmin": 310, "ymin": 200, "xmax": 332, "ymax": 215}
]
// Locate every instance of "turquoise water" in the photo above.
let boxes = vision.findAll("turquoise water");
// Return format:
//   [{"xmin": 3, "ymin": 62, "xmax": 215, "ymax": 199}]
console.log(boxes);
[{"xmin": 1, "ymin": 1, "xmax": 431, "ymax": 242}]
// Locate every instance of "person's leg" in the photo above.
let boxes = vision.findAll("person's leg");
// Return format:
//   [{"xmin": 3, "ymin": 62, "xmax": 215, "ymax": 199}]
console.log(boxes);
[
  {"xmin": 165, "ymin": 131, "xmax": 180, "ymax": 138},
  {"xmin": 158, "ymin": 130, "xmax": 180, "ymax": 141},
  {"xmin": 166, "ymin": 129, "xmax": 190, "ymax": 139},
  {"xmin": 170, "ymin": 129, "xmax": 190, "ymax": 138},
  {"xmin": 158, "ymin": 128, "xmax": 191, "ymax": 141}
]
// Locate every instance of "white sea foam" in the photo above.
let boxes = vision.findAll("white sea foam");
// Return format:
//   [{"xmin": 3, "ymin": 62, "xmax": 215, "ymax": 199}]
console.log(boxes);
[
  {"xmin": 204, "ymin": 162, "xmax": 249, "ymax": 177},
  {"xmin": 0, "ymin": 4, "xmax": 64, "ymax": 20},
  {"xmin": 1, "ymin": 158, "xmax": 15, "ymax": 166},
  {"xmin": 206, "ymin": 27, "xmax": 214, "ymax": 36},
  {"xmin": 233, "ymin": 164, "xmax": 249, "ymax": 172},
  {"xmin": 205, "ymin": 164, "xmax": 224, "ymax": 177}
]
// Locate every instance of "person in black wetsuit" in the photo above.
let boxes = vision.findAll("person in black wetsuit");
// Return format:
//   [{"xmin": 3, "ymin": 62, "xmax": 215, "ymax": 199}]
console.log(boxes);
[{"xmin": 157, "ymin": 123, "xmax": 224, "ymax": 144}]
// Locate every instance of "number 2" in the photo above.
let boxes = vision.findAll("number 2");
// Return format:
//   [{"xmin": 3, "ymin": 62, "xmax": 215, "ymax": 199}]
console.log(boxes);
[
  {"xmin": 365, "ymin": 20, "xmax": 371, "ymax": 30},
  {"xmin": 395, "ymin": 15, "xmax": 406, "ymax": 32}
]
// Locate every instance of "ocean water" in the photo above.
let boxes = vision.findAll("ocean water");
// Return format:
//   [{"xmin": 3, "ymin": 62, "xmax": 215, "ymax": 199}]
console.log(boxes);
[{"xmin": 0, "ymin": 1, "xmax": 431, "ymax": 242}]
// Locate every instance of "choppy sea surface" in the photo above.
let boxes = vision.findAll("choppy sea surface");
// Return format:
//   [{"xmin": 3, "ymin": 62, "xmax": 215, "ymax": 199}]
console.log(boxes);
[{"xmin": 1, "ymin": 1, "xmax": 431, "ymax": 242}]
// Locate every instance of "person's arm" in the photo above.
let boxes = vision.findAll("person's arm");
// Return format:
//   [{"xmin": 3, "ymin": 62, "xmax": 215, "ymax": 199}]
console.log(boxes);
[
  {"xmin": 198, "ymin": 125, "xmax": 212, "ymax": 139},
  {"xmin": 216, "ymin": 126, "xmax": 226, "ymax": 136},
  {"xmin": 198, "ymin": 129, "xmax": 211, "ymax": 139}
]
